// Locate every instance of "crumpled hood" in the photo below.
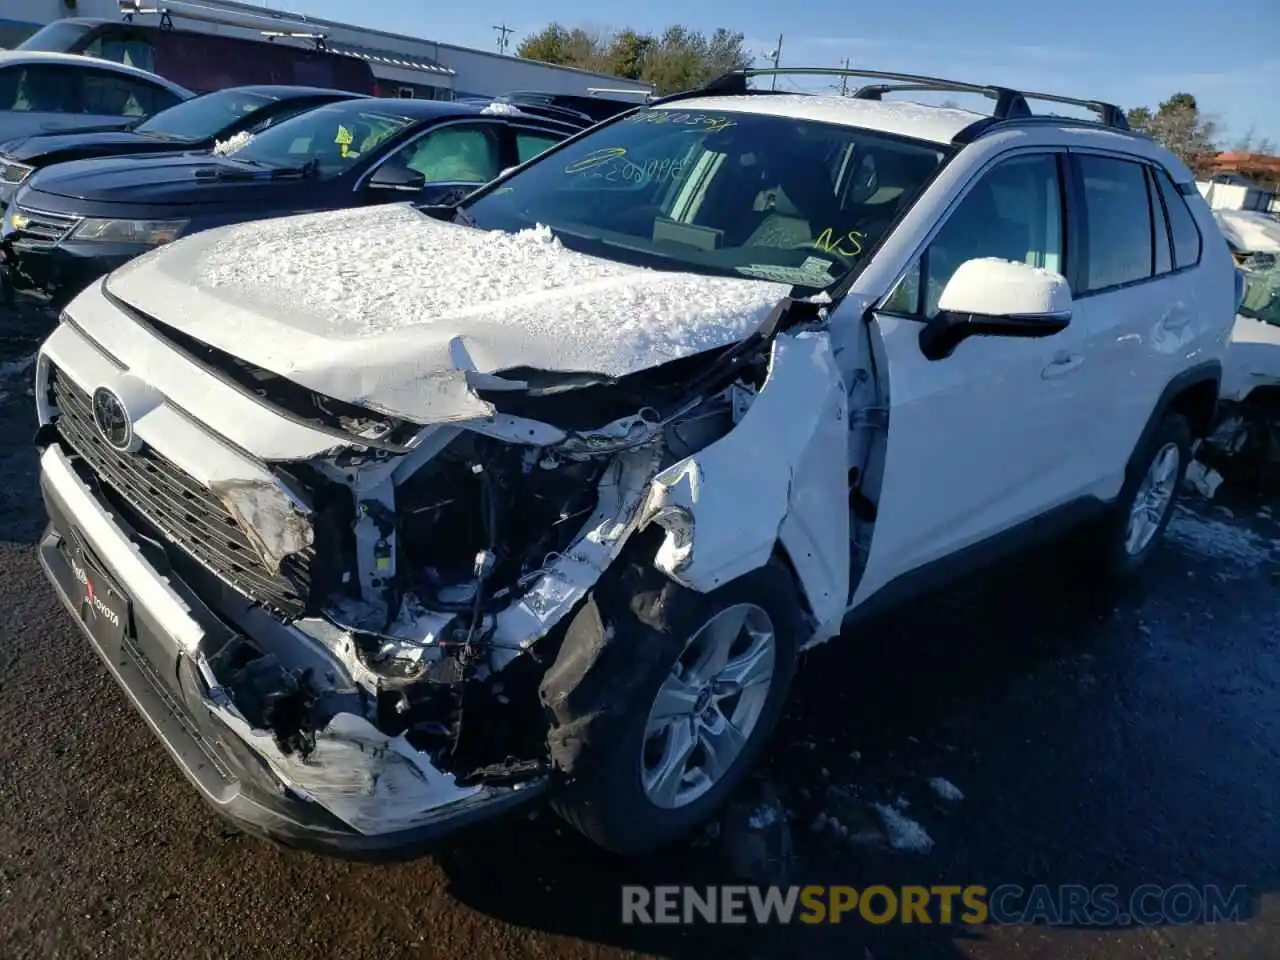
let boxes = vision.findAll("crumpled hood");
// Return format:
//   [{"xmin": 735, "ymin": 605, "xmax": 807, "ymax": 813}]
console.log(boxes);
[{"xmin": 103, "ymin": 204, "xmax": 792, "ymax": 424}]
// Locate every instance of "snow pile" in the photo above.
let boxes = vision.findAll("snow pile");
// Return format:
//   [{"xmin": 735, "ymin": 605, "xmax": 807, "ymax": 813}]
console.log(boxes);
[
  {"xmin": 872, "ymin": 803, "xmax": 935, "ymax": 853},
  {"xmin": 927, "ymin": 777, "xmax": 964, "ymax": 802},
  {"xmin": 213, "ymin": 131, "xmax": 254, "ymax": 156},
  {"xmin": 1165, "ymin": 508, "xmax": 1277, "ymax": 566},
  {"xmin": 480, "ymin": 101, "xmax": 522, "ymax": 116},
  {"xmin": 1214, "ymin": 210, "xmax": 1280, "ymax": 254}
]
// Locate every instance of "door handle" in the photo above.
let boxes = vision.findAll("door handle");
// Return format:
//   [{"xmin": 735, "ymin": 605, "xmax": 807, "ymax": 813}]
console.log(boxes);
[{"xmin": 1041, "ymin": 354, "xmax": 1084, "ymax": 379}]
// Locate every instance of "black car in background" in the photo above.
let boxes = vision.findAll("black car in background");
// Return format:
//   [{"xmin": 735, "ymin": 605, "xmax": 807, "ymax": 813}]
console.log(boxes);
[
  {"xmin": 1, "ymin": 97, "xmax": 585, "ymax": 305},
  {"xmin": 0, "ymin": 85, "xmax": 364, "ymax": 212}
]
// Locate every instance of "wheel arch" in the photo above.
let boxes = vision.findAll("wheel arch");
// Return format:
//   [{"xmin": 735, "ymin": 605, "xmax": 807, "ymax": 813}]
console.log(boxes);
[{"xmin": 1129, "ymin": 361, "xmax": 1221, "ymax": 478}]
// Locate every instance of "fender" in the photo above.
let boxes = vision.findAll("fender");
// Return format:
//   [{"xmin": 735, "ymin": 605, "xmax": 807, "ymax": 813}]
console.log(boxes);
[{"xmin": 638, "ymin": 329, "xmax": 850, "ymax": 636}]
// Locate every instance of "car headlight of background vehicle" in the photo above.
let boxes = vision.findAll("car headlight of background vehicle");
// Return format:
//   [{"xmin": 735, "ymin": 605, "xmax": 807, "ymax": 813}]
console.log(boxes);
[
  {"xmin": 69, "ymin": 218, "xmax": 189, "ymax": 245},
  {"xmin": 0, "ymin": 157, "xmax": 35, "ymax": 185}
]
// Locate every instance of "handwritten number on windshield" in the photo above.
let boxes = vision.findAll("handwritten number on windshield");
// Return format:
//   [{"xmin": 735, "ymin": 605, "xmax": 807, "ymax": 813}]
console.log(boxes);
[{"xmin": 565, "ymin": 147, "xmax": 627, "ymax": 174}]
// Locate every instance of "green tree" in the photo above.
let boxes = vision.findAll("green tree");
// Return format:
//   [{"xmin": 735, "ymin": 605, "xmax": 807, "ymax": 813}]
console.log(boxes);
[
  {"xmin": 1127, "ymin": 93, "xmax": 1219, "ymax": 169},
  {"xmin": 515, "ymin": 23, "xmax": 576, "ymax": 65},
  {"xmin": 516, "ymin": 22, "xmax": 752, "ymax": 95}
]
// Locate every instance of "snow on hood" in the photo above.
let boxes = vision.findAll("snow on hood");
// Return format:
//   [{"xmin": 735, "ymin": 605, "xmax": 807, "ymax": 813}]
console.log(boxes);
[
  {"xmin": 1215, "ymin": 209, "xmax": 1280, "ymax": 254},
  {"xmin": 104, "ymin": 204, "xmax": 791, "ymax": 424}
]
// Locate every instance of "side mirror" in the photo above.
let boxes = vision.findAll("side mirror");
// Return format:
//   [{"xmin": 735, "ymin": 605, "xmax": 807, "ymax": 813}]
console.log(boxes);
[
  {"xmin": 919, "ymin": 257, "xmax": 1072, "ymax": 361},
  {"xmin": 367, "ymin": 164, "xmax": 426, "ymax": 192}
]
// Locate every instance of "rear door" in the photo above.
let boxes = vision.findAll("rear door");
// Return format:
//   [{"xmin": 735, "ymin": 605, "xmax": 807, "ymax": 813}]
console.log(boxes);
[
  {"xmin": 1060, "ymin": 152, "xmax": 1207, "ymax": 494},
  {"xmin": 851, "ymin": 149, "xmax": 1094, "ymax": 605}
]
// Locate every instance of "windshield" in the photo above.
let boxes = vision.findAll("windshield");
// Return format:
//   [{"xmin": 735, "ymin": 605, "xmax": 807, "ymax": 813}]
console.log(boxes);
[
  {"xmin": 15, "ymin": 21, "xmax": 92, "ymax": 52},
  {"xmin": 463, "ymin": 107, "xmax": 949, "ymax": 289},
  {"xmin": 228, "ymin": 102, "xmax": 413, "ymax": 177},
  {"xmin": 134, "ymin": 89, "xmax": 277, "ymax": 142}
]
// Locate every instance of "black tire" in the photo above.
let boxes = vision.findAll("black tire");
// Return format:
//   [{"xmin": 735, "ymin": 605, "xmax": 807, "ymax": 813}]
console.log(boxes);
[
  {"xmin": 539, "ymin": 557, "xmax": 801, "ymax": 856},
  {"xmin": 1087, "ymin": 411, "xmax": 1192, "ymax": 581}
]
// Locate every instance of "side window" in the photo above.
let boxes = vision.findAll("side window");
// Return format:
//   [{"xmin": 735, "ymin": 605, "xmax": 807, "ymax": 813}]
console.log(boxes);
[
  {"xmin": 1146, "ymin": 168, "xmax": 1173, "ymax": 275},
  {"xmin": 392, "ymin": 124, "xmax": 502, "ymax": 183},
  {"xmin": 514, "ymin": 129, "xmax": 562, "ymax": 165},
  {"xmin": 883, "ymin": 153, "xmax": 1065, "ymax": 318},
  {"xmin": 84, "ymin": 34, "xmax": 157, "ymax": 74},
  {"xmin": 1152, "ymin": 167, "xmax": 1203, "ymax": 270},
  {"xmin": 0, "ymin": 65, "xmax": 76, "ymax": 113},
  {"xmin": 1078, "ymin": 155, "xmax": 1153, "ymax": 292},
  {"xmin": 78, "ymin": 69, "xmax": 175, "ymax": 117}
]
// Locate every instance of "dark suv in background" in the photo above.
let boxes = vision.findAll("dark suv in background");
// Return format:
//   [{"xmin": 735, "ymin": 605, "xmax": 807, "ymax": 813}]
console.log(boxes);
[{"xmin": 18, "ymin": 17, "xmax": 377, "ymax": 95}]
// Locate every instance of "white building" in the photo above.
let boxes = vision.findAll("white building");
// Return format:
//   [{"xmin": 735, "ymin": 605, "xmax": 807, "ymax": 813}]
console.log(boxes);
[{"xmin": 1, "ymin": 0, "xmax": 654, "ymax": 100}]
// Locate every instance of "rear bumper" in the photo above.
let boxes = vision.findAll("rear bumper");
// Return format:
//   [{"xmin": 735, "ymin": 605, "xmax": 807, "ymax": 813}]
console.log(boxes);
[{"xmin": 37, "ymin": 443, "xmax": 545, "ymax": 860}]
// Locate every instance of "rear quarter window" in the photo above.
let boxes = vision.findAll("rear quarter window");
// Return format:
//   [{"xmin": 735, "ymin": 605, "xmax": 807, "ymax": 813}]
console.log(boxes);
[{"xmin": 1152, "ymin": 167, "xmax": 1203, "ymax": 270}]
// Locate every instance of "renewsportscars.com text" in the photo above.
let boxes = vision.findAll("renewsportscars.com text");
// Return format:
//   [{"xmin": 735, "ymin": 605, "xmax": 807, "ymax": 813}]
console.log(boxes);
[{"xmin": 621, "ymin": 884, "xmax": 1253, "ymax": 926}]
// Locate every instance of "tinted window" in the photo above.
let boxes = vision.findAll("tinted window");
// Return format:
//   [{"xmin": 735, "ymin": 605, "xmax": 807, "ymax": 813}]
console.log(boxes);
[
  {"xmin": 79, "ymin": 68, "xmax": 176, "ymax": 117},
  {"xmin": 464, "ymin": 108, "xmax": 948, "ymax": 290},
  {"xmin": 1152, "ymin": 167, "xmax": 1203, "ymax": 269},
  {"xmin": 393, "ymin": 124, "xmax": 501, "ymax": 182},
  {"xmin": 135, "ymin": 88, "xmax": 278, "ymax": 142},
  {"xmin": 0, "ymin": 65, "xmax": 76, "ymax": 113},
  {"xmin": 1079, "ymin": 155, "xmax": 1153, "ymax": 291},
  {"xmin": 884, "ymin": 153, "xmax": 1064, "ymax": 318},
  {"xmin": 228, "ymin": 102, "xmax": 413, "ymax": 178},
  {"xmin": 84, "ymin": 33, "xmax": 157, "ymax": 74},
  {"xmin": 514, "ymin": 130, "xmax": 562, "ymax": 164},
  {"xmin": 1146, "ymin": 168, "xmax": 1172, "ymax": 275}
]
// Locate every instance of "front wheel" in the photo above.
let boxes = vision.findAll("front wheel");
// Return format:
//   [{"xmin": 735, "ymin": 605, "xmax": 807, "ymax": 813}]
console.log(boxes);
[
  {"xmin": 540, "ymin": 559, "xmax": 801, "ymax": 856},
  {"xmin": 1088, "ymin": 412, "xmax": 1192, "ymax": 581}
]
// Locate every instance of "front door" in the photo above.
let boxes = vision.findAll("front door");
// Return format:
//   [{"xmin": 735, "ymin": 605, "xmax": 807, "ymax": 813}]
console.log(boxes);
[{"xmin": 851, "ymin": 150, "xmax": 1094, "ymax": 606}]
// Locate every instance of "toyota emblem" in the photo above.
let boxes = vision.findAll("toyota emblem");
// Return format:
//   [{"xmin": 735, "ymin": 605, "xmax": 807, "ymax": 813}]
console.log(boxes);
[{"xmin": 91, "ymin": 387, "xmax": 133, "ymax": 451}]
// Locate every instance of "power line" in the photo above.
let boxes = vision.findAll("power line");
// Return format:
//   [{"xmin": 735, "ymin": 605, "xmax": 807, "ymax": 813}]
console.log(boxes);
[{"xmin": 492, "ymin": 23, "xmax": 514, "ymax": 55}]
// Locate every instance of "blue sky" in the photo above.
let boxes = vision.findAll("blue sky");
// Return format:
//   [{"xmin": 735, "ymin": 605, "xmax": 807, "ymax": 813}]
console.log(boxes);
[{"xmin": 282, "ymin": 0, "xmax": 1279, "ymax": 145}]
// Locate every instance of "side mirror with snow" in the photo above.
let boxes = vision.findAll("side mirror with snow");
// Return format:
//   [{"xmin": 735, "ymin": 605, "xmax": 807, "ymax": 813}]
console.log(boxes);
[{"xmin": 919, "ymin": 257, "xmax": 1072, "ymax": 361}]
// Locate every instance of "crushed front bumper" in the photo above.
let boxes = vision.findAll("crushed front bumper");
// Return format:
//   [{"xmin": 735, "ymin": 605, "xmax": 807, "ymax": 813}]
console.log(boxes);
[{"xmin": 37, "ymin": 443, "xmax": 545, "ymax": 860}]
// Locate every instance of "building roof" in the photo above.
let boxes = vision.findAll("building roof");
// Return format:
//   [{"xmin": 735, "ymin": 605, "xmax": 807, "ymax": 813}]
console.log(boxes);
[{"xmin": 326, "ymin": 41, "xmax": 454, "ymax": 78}]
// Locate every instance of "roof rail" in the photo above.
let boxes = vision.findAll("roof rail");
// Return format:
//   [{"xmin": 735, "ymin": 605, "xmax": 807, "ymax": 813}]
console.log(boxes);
[
  {"xmin": 585, "ymin": 87, "xmax": 655, "ymax": 100},
  {"xmin": 674, "ymin": 67, "xmax": 1130, "ymax": 131},
  {"xmin": 119, "ymin": 0, "xmax": 331, "ymax": 49}
]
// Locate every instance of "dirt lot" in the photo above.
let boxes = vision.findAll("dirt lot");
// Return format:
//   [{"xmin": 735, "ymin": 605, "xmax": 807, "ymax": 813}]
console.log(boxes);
[{"xmin": 1, "ymin": 296, "xmax": 1278, "ymax": 959}]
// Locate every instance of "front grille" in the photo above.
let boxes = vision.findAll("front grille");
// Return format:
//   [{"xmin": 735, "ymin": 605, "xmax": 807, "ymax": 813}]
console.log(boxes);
[
  {"xmin": 49, "ymin": 365, "xmax": 312, "ymax": 617},
  {"xmin": 0, "ymin": 159, "xmax": 33, "ymax": 184},
  {"xmin": 12, "ymin": 205, "xmax": 79, "ymax": 246}
]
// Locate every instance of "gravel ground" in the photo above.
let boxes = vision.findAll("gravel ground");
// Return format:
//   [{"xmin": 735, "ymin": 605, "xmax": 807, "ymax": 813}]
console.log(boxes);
[{"xmin": 1, "ymin": 295, "xmax": 1278, "ymax": 960}]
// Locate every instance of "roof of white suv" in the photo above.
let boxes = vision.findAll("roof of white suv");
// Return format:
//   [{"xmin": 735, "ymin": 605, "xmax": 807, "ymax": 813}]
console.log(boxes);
[
  {"xmin": 0, "ymin": 49, "xmax": 192, "ymax": 98},
  {"xmin": 656, "ymin": 93, "xmax": 988, "ymax": 146}
]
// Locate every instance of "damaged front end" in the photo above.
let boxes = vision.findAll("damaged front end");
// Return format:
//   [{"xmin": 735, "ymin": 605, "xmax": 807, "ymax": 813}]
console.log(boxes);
[{"xmin": 60, "ymin": 296, "xmax": 842, "ymax": 844}]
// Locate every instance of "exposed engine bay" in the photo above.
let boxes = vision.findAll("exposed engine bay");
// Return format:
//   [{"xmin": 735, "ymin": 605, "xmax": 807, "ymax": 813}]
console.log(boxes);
[{"xmin": 181, "ymin": 304, "xmax": 844, "ymax": 807}]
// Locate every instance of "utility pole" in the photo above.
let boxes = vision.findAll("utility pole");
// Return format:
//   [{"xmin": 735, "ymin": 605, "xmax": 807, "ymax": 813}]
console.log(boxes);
[
  {"xmin": 839, "ymin": 57, "xmax": 850, "ymax": 96},
  {"xmin": 768, "ymin": 33, "xmax": 783, "ymax": 89},
  {"xmin": 492, "ymin": 23, "xmax": 514, "ymax": 55}
]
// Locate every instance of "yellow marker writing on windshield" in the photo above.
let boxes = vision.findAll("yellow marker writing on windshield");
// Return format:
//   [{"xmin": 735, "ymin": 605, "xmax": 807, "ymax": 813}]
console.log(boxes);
[
  {"xmin": 564, "ymin": 146, "xmax": 626, "ymax": 174},
  {"xmin": 335, "ymin": 124, "xmax": 354, "ymax": 158},
  {"xmin": 814, "ymin": 228, "xmax": 865, "ymax": 258}
]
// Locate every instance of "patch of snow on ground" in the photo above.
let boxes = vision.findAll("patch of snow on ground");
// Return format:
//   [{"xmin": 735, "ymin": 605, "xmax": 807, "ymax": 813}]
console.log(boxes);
[
  {"xmin": 213, "ymin": 131, "xmax": 254, "ymax": 156},
  {"xmin": 928, "ymin": 777, "xmax": 964, "ymax": 802},
  {"xmin": 1165, "ymin": 508, "xmax": 1277, "ymax": 566},
  {"xmin": 872, "ymin": 803, "xmax": 935, "ymax": 854}
]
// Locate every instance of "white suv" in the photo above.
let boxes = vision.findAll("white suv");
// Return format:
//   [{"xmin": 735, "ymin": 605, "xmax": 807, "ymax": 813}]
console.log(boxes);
[{"xmin": 32, "ymin": 68, "xmax": 1238, "ymax": 859}]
